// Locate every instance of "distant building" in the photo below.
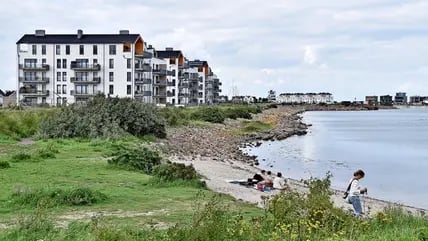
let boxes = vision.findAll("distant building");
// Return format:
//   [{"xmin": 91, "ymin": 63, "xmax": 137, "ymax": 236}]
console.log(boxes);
[
  {"xmin": 218, "ymin": 95, "xmax": 228, "ymax": 103},
  {"xmin": 0, "ymin": 90, "xmax": 4, "ymax": 107},
  {"xmin": 380, "ymin": 95, "xmax": 393, "ymax": 106},
  {"xmin": 267, "ymin": 90, "xmax": 276, "ymax": 102},
  {"xmin": 0, "ymin": 90, "xmax": 17, "ymax": 107},
  {"xmin": 365, "ymin": 96, "xmax": 378, "ymax": 106},
  {"xmin": 277, "ymin": 92, "xmax": 333, "ymax": 104},
  {"xmin": 394, "ymin": 92, "xmax": 407, "ymax": 104},
  {"xmin": 231, "ymin": 96, "xmax": 244, "ymax": 103}
]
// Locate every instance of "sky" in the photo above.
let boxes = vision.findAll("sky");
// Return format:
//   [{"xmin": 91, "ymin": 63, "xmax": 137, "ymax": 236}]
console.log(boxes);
[{"xmin": 1, "ymin": 0, "xmax": 428, "ymax": 101}]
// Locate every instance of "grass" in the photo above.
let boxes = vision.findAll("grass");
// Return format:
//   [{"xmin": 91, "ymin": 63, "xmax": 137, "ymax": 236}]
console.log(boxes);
[
  {"xmin": 0, "ymin": 138, "xmax": 261, "ymax": 228},
  {"xmin": 237, "ymin": 120, "xmax": 274, "ymax": 135}
]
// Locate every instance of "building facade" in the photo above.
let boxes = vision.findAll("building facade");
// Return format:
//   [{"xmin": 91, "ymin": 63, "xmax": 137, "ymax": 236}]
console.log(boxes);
[
  {"xmin": 365, "ymin": 96, "xmax": 378, "ymax": 106},
  {"xmin": 380, "ymin": 95, "xmax": 393, "ymax": 106},
  {"xmin": 394, "ymin": 92, "xmax": 407, "ymax": 105},
  {"xmin": 16, "ymin": 30, "xmax": 222, "ymax": 107},
  {"xmin": 277, "ymin": 93, "xmax": 333, "ymax": 104}
]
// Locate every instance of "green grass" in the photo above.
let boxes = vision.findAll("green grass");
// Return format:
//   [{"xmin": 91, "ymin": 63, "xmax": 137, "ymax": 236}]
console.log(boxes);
[
  {"xmin": 0, "ymin": 138, "xmax": 261, "ymax": 228},
  {"xmin": 238, "ymin": 120, "xmax": 273, "ymax": 134}
]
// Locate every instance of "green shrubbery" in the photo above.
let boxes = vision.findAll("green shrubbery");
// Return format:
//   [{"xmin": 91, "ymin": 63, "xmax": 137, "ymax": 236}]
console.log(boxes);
[
  {"xmin": 0, "ymin": 109, "xmax": 54, "ymax": 139},
  {"xmin": 0, "ymin": 160, "xmax": 11, "ymax": 169},
  {"xmin": 108, "ymin": 145, "xmax": 162, "ymax": 174},
  {"xmin": 12, "ymin": 187, "xmax": 107, "ymax": 207},
  {"xmin": 40, "ymin": 95, "xmax": 166, "ymax": 139},
  {"xmin": 191, "ymin": 107, "xmax": 225, "ymax": 123},
  {"xmin": 153, "ymin": 163, "xmax": 199, "ymax": 181},
  {"xmin": 10, "ymin": 153, "xmax": 34, "ymax": 162}
]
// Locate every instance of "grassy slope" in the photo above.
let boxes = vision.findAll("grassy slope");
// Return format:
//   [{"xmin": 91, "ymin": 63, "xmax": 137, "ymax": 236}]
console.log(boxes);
[{"xmin": 0, "ymin": 138, "xmax": 261, "ymax": 227}]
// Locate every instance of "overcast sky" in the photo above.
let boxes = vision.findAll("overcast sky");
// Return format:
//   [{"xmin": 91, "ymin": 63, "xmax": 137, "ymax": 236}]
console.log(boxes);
[{"xmin": 1, "ymin": 0, "xmax": 428, "ymax": 100}]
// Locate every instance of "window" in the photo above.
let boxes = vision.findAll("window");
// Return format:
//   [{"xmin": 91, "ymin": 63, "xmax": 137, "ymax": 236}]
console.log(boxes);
[
  {"xmin": 66, "ymin": 45, "xmax": 70, "ymax": 55},
  {"xmin": 42, "ymin": 45, "xmax": 46, "ymax": 55},
  {"xmin": 56, "ymin": 84, "xmax": 61, "ymax": 94},
  {"xmin": 109, "ymin": 85, "xmax": 114, "ymax": 95},
  {"xmin": 127, "ymin": 59, "xmax": 131, "ymax": 69},
  {"xmin": 123, "ymin": 43, "xmax": 131, "ymax": 52},
  {"xmin": 42, "ymin": 97, "xmax": 46, "ymax": 104},
  {"xmin": 57, "ymin": 59, "xmax": 61, "ymax": 68},
  {"xmin": 62, "ymin": 85, "xmax": 67, "ymax": 94},
  {"xmin": 24, "ymin": 59, "xmax": 37, "ymax": 67},
  {"xmin": 170, "ymin": 58, "xmax": 176, "ymax": 65},
  {"xmin": 93, "ymin": 59, "xmax": 98, "ymax": 65},
  {"xmin": 127, "ymin": 72, "xmax": 131, "ymax": 82},
  {"xmin": 109, "ymin": 45, "xmax": 116, "ymax": 55},
  {"xmin": 109, "ymin": 59, "xmax": 114, "ymax": 69},
  {"xmin": 76, "ymin": 72, "xmax": 88, "ymax": 81},
  {"xmin": 79, "ymin": 45, "xmax": 84, "ymax": 55},
  {"xmin": 93, "ymin": 45, "xmax": 98, "ymax": 55},
  {"xmin": 109, "ymin": 72, "xmax": 114, "ymax": 82},
  {"xmin": 62, "ymin": 97, "xmax": 67, "ymax": 105},
  {"xmin": 56, "ymin": 45, "xmax": 61, "ymax": 55},
  {"xmin": 57, "ymin": 97, "xmax": 62, "ymax": 105},
  {"xmin": 57, "ymin": 72, "xmax": 61, "ymax": 81},
  {"xmin": 42, "ymin": 59, "xmax": 46, "ymax": 64},
  {"xmin": 32, "ymin": 45, "xmax": 37, "ymax": 55},
  {"xmin": 62, "ymin": 59, "xmax": 67, "ymax": 68},
  {"xmin": 62, "ymin": 72, "xmax": 67, "ymax": 82},
  {"xmin": 127, "ymin": 85, "xmax": 131, "ymax": 95}
]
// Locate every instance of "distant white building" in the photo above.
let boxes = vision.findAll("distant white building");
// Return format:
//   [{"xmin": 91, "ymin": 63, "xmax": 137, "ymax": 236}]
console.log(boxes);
[
  {"xmin": 277, "ymin": 92, "xmax": 333, "ymax": 104},
  {"xmin": 267, "ymin": 90, "xmax": 276, "ymax": 102}
]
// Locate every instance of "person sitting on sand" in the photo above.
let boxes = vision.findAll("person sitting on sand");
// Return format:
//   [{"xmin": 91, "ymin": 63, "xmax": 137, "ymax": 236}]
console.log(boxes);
[
  {"xmin": 252, "ymin": 170, "xmax": 266, "ymax": 184},
  {"xmin": 273, "ymin": 172, "xmax": 289, "ymax": 190},
  {"xmin": 347, "ymin": 169, "xmax": 368, "ymax": 217}
]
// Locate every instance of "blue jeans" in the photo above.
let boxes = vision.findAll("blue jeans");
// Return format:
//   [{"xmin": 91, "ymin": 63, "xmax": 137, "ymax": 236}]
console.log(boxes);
[{"xmin": 348, "ymin": 196, "xmax": 362, "ymax": 217}]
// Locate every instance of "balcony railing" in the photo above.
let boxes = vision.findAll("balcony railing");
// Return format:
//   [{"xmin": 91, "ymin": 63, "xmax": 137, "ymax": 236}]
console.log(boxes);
[
  {"xmin": 70, "ymin": 90, "xmax": 102, "ymax": 96},
  {"xmin": 167, "ymin": 81, "xmax": 175, "ymax": 86},
  {"xmin": 135, "ymin": 78, "xmax": 152, "ymax": 84},
  {"xmin": 135, "ymin": 90, "xmax": 152, "ymax": 96},
  {"xmin": 20, "ymin": 89, "xmax": 50, "ymax": 96},
  {"xmin": 70, "ymin": 62, "xmax": 101, "ymax": 71},
  {"xmin": 135, "ymin": 64, "xmax": 152, "ymax": 72},
  {"xmin": 153, "ymin": 80, "xmax": 167, "ymax": 86},
  {"xmin": 153, "ymin": 91, "xmax": 167, "ymax": 97},
  {"xmin": 135, "ymin": 51, "xmax": 153, "ymax": 59},
  {"xmin": 167, "ymin": 92, "xmax": 175, "ymax": 97},
  {"xmin": 70, "ymin": 77, "xmax": 101, "ymax": 84},
  {"xmin": 19, "ymin": 64, "xmax": 50, "ymax": 71},
  {"xmin": 152, "ymin": 69, "xmax": 174, "ymax": 76},
  {"xmin": 179, "ymin": 83, "xmax": 189, "ymax": 88},
  {"xmin": 178, "ymin": 93, "xmax": 189, "ymax": 97},
  {"xmin": 19, "ymin": 77, "xmax": 50, "ymax": 84}
]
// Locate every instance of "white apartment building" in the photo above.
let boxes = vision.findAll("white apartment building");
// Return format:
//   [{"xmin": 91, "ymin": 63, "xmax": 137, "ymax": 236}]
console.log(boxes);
[
  {"xmin": 277, "ymin": 93, "xmax": 333, "ymax": 104},
  {"xmin": 16, "ymin": 30, "xmax": 222, "ymax": 107}
]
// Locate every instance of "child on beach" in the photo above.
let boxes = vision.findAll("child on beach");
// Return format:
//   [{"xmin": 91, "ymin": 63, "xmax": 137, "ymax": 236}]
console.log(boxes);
[{"xmin": 347, "ymin": 170, "xmax": 368, "ymax": 217}]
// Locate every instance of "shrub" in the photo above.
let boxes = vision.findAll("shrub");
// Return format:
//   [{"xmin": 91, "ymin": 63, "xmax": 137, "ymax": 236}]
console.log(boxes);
[
  {"xmin": 0, "ymin": 109, "xmax": 54, "ymax": 139},
  {"xmin": 160, "ymin": 107, "xmax": 191, "ymax": 126},
  {"xmin": 10, "ymin": 153, "xmax": 34, "ymax": 162},
  {"xmin": 108, "ymin": 145, "xmax": 161, "ymax": 174},
  {"xmin": 12, "ymin": 187, "xmax": 107, "ymax": 207},
  {"xmin": 153, "ymin": 163, "xmax": 199, "ymax": 181},
  {"xmin": 0, "ymin": 160, "xmax": 11, "ymax": 169},
  {"xmin": 40, "ymin": 95, "xmax": 167, "ymax": 139},
  {"xmin": 191, "ymin": 107, "xmax": 225, "ymax": 123}
]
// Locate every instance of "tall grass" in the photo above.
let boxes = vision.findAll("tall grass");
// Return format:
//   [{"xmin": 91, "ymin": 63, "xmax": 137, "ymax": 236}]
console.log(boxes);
[{"xmin": 0, "ymin": 109, "xmax": 54, "ymax": 139}]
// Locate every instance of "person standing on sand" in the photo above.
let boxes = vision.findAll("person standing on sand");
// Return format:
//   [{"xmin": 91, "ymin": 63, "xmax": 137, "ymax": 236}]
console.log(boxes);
[{"xmin": 347, "ymin": 170, "xmax": 368, "ymax": 217}]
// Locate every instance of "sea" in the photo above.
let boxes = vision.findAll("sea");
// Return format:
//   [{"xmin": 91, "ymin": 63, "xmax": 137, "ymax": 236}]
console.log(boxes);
[{"xmin": 243, "ymin": 107, "xmax": 428, "ymax": 209}]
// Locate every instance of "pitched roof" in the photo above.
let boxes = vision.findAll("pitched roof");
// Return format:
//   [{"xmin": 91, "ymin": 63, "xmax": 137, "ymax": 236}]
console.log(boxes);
[
  {"xmin": 16, "ymin": 34, "xmax": 141, "ymax": 44},
  {"xmin": 156, "ymin": 50, "xmax": 183, "ymax": 59}
]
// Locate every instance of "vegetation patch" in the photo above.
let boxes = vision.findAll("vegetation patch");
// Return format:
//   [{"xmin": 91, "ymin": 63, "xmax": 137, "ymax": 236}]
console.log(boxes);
[
  {"xmin": 239, "ymin": 121, "xmax": 273, "ymax": 134},
  {"xmin": 12, "ymin": 187, "xmax": 107, "ymax": 207},
  {"xmin": 108, "ymin": 145, "xmax": 162, "ymax": 174},
  {"xmin": 153, "ymin": 163, "xmax": 199, "ymax": 182},
  {"xmin": 10, "ymin": 153, "xmax": 36, "ymax": 162},
  {"xmin": 39, "ymin": 95, "xmax": 167, "ymax": 139},
  {"xmin": 0, "ymin": 160, "xmax": 11, "ymax": 169},
  {"xmin": 0, "ymin": 109, "xmax": 54, "ymax": 139}
]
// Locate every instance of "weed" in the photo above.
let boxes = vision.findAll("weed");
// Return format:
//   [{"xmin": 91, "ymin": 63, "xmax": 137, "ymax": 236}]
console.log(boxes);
[{"xmin": 0, "ymin": 160, "xmax": 11, "ymax": 169}]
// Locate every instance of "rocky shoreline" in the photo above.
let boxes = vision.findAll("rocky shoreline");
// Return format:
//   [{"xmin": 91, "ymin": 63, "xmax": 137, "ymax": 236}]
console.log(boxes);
[{"xmin": 163, "ymin": 106, "xmax": 427, "ymax": 215}]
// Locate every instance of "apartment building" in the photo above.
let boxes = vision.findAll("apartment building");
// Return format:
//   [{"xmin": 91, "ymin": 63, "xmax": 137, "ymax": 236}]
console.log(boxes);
[
  {"xmin": 277, "ymin": 93, "xmax": 333, "ymax": 104},
  {"xmin": 16, "ymin": 30, "xmax": 222, "ymax": 107}
]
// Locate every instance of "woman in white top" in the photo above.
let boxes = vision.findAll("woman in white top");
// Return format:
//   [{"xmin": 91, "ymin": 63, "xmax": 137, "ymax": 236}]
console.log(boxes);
[
  {"xmin": 347, "ymin": 169, "xmax": 367, "ymax": 217},
  {"xmin": 273, "ymin": 172, "xmax": 289, "ymax": 190}
]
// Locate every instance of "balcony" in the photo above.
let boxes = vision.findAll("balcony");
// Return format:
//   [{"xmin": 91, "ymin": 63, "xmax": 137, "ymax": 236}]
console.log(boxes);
[
  {"xmin": 135, "ymin": 78, "xmax": 152, "ymax": 84},
  {"xmin": 135, "ymin": 64, "xmax": 152, "ymax": 72},
  {"xmin": 19, "ymin": 64, "xmax": 50, "ymax": 71},
  {"xmin": 167, "ymin": 81, "xmax": 175, "ymax": 86},
  {"xmin": 70, "ymin": 77, "xmax": 101, "ymax": 84},
  {"xmin": 153, "ymin": 91, "xmax": 167, "ymax": 97},
  {"xmin": 167, "ymin": 91, "xmax": 175, "ymax": 97},
  {"xmin": 19, "ymin": 77, "xmax": 50, "ymax": 84},
  {"xmin": 179, "ymin": 83, "xmax": 189, "ymax": 88},
  {"xmin": 70, "ymin": 90, "xmax": 102, "ymax": 97},
  {"xmin": 70, "ymin": 62, "xmax": 101, "ymax": 71},
  {"xmin": 178, "ymin": 93, "xmax": 189, "ymax": 97},
  {"xmin": 135, "ymin": 90, "xmax": 152, "ymax": 96},
  {"xmin": 153, "ymin": 80, "xmax": 167, "ymax": 86},
  {"xmin": 152, "ymin": 69, "xmax": 174, "ymax": 76},
  {"xmin": 135, "ymin": 51, "xmax": 153, "ymax": 59},
  {"xmin": 20, "ymin": 88, "xmax": 49, "ymax": 97}
]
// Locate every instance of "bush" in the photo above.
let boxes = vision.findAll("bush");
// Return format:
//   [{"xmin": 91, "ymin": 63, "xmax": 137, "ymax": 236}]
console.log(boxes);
[
  {"xmin": 40, "ymin": 95, "xmax": 167, "ymax": 139},
  {"xmin": 0, "ymin": 109, "xmax": 54, "ymax": 139},
  {"xmin": 10, "ymin": 153, "xmax": 34, "ymax": 162},
  {"xmin": 108, "ymin": 145, "xmax": 161, "ymax": 174},
  {"xmin": 160, "ymin": 107, "xmax": 191, "ymax": 126},
  {"xmin": 0, "ymin": 160, "xmax": 11, "ymax": 169},
  {"xmin": 191, "ymin": 107, "xmax": 225, "ymax": 123},
  {"xmin": 153, "ymin": 163, "xmax": 199, "ymax": 181},
  {"xmin": 12, "ymin": 187, "xmax": 107, "ymax": 207}
]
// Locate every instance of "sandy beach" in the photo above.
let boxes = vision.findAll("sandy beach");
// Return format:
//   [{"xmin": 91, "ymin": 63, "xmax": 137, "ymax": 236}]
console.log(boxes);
[{"xmin": 164, "ymin": 106, "xmax": 427, "ymax": 216}]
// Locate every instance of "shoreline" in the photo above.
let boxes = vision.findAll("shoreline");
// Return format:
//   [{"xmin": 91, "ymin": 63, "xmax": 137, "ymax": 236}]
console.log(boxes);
[{"xmin": 164, "ymin": 106, "xmax": 427, "ymax": 215}]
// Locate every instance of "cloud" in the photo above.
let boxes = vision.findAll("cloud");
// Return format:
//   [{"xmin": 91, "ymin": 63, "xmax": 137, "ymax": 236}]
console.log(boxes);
[{"xmin": 304, "ymin": 46, "xmax": 318, "ymax": 65}]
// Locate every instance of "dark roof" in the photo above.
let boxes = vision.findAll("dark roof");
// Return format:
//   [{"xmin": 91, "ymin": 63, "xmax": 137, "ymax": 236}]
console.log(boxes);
[
  {"xmin": 156, "ymin": 50, "xmax": 183, "ymax": 59},
  {"xmin": 16, "ymin": 34, "xmax": 141, "ymax": 44},
  {"xmin": 188, "ymin": 60, "xmax": 208, "ymax": 67}
]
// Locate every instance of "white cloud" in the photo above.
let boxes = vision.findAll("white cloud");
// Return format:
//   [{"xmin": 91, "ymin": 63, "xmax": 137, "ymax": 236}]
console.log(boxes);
[{"xmin": 304, "ymin": 46, "xmax": 318, "ymax": 65}]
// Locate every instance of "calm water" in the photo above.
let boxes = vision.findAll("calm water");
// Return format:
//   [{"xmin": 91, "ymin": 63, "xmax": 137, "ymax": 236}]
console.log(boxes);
[{"xmin": 244, "ymin": 108, "xmax": 428, "ymax": 209}]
